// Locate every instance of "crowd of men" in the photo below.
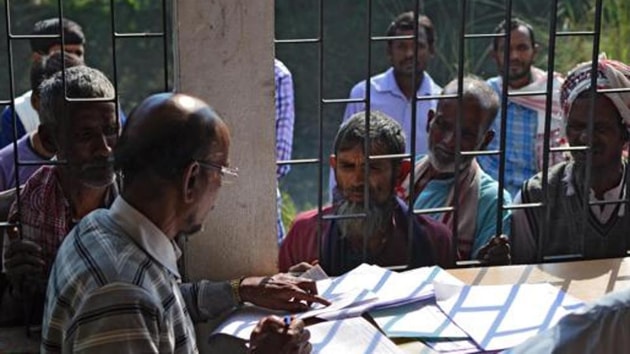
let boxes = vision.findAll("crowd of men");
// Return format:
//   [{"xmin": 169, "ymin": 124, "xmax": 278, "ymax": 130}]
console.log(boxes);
[{"xmin": 0, "ymin": 8, "xmax": 629, "ymax": 353}]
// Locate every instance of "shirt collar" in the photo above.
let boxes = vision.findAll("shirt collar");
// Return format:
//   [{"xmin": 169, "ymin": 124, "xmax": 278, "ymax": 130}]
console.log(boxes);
[
  {"xmin": 379, "ymin": 67, "xmax": 435, "ymax": 97},
  {"xmin": 108, "ymin": 196, "xmax": 182, "ymax": 279}
]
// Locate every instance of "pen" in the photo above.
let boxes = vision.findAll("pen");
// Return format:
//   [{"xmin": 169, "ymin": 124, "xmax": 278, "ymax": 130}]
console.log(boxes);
[{"xmin": 283, "ymin": 315, "xmax": 291, "ymax": 333}]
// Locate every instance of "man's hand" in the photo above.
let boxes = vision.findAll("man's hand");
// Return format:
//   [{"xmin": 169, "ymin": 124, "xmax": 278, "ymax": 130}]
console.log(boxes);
[
  {"xmin": 249, "ymin": 316, "xmax": 311, "ymax": 354},
  {"xmin": 4, "ymin": 238, "xmax": 45, "ymax": 279},
  {"xmin": 477, "ymin": 235, "xmax": 511, "ymax": 266},
  {"xmin": 240, "ymin": 274, "xmax": 330, "ymax": 312}
]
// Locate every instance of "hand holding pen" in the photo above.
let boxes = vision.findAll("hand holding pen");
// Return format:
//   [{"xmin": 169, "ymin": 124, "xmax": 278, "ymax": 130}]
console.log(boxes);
[{"xmin": 249, "ymin": 315, "xmax": 311, "ymax": 353}]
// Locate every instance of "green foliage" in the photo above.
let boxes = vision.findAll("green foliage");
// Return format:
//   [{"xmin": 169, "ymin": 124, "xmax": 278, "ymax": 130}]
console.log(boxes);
[{"xmin": 0, "ymin": 0, "xmax": 172, "ymax": 113}]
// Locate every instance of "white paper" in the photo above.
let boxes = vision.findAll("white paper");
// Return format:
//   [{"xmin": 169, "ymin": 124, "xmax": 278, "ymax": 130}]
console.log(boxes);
[
  {"xmin": 212, "ymin": 289, "xmax": 377, "ymax": 339},
  {"xmin": 370, "ymin": 298, "xmax": 469, "ymax": 338},
  {"xmin": 316, "ymin": 264, "xmax": 438, "ymax": 314},
  {"xmin": 309, "ymin": 317, "xmax": 404, "ymax": 354},
  {"xmin": 212, "ymin": 307, "xmax": 284, "ymax": 340},
  {"xmin": 436, "ymin": 282, "xmax": 575, "ymax": 351}
]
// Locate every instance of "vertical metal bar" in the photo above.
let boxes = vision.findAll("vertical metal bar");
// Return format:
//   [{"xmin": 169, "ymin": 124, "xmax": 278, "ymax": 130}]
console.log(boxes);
[
  {"xmin": 405, "ymin": 0, "xmax": 421, "ymax": 268},
  {"xmin": 538, "ymin": 0, "xmax": 560, "ymax": 261},
  {"xmin": 361, "ymin": 0, "xmax": 373, "ymax": 263},
  {"xmin": 452, "ymin": 0, "xmax": 468, "ymax": 264},
  {"xmin": 316, "ymin": 0, "xmax": 325, "ymax": 266},
  {"xmin": 580, "ymin": 0, "xmax": 604, "ymax": 257},
  {"xmin": 496, "ymin": 0, "xmax": 513, "ymax": 257},
  {"xmin": 5, "ymin": 0, "xmax": 21, "ymax": 232},
  {"xmin": 161, "ymin": 0, "xmax": 169, "ymax": 91},
  {"xmin": 109, "ymin": 0, "xmax": 120, "ymax": 132}
]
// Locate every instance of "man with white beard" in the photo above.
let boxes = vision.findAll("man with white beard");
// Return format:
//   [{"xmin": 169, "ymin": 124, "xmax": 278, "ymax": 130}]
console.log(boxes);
[
  {"xmin": 400, "ymin": 77, "xmax": 512, "ymax": 263},
  {"xmin": 279, "ymin": 111, "xmax": 453, "ymax": 276}
]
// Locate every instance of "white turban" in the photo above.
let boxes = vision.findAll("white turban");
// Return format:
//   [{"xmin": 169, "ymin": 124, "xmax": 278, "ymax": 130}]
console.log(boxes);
[{"xmin": 560, "ymin": 54, "xmax": 630, "ymax": 127}]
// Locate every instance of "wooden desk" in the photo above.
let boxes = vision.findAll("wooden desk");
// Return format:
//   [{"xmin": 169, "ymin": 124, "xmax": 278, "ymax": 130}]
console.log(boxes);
[
  {"xmin": 398, "ymin": 257, "xmax": 630, "ymax": 353},
  {"xmin": 448, "ymin": 257, "xmax": 630, "ymax": 302}
]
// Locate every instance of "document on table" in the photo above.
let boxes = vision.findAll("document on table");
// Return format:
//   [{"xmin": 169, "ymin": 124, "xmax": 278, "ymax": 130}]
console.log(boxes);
[
  {"xmin": 369, "ymin": 266, "xmax": 469, "ymax": 338},
  {"xmin": 314, "ymin": 264, "xmax": 440, "ymax": 320},
  {"xmin": 212, "ymin": 288, "xmax": 377, "ymax": 340},
  {"xmin": 435, "ymin": 282, "xmax": 583, "ymax": 351},
  {"xmin": 309, "ymin": 317, "xmax": 404, "ymax": 354},
  {"xmin": 370, "ymin": 298, "xmax": 469, "ymax": 339}
]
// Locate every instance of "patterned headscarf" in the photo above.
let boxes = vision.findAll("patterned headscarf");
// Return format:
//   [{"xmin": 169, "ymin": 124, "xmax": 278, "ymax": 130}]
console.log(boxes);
[{"xmin": 560, "ymin": 54, "xmax": 630, "ymax": 127}]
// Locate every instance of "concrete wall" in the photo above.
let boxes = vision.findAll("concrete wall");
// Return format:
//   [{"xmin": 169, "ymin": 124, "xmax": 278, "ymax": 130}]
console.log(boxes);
[
  {"xmin": 174, "ymin": 1, "xmax": 277, "ymax": 281},
  {"xmin": 174, "ymin": 2, "xmax": 277, "ymax": 351}
]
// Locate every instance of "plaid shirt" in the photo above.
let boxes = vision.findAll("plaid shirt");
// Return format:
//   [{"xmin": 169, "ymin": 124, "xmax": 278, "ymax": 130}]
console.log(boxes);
[
  {"xmin": 42, "ymin": 196, "xmax": 238, "ymax": 354},
  {"xmin": 275, "ymin": 59, "xmax": 294, "ymax": 180},
  {"xmin": 477, "ymin": 76, "xmax": 565, "ymax": 196},
  {"xmin": 275, "ymin": 59, "xmax": 295, "ymax": 242},
  {"xmin": 6, "ymin": 166, "xmax": 117, "ymax": 277}
]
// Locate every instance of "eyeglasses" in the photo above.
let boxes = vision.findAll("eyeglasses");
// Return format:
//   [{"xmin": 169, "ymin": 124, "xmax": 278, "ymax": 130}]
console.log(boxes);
[{"xmin": 195, "ymin": 160, "xmax": 239, "ymax": 184}]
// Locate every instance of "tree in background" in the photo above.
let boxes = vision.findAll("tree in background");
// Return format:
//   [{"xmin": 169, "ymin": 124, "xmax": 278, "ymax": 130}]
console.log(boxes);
[{"xmin": 0, "ymin": 0, "xmax": 172, "ymax": 114}]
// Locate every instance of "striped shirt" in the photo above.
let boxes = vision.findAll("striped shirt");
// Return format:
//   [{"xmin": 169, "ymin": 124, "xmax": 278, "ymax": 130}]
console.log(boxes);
[{"xmin": 42, "ymin": 196, "xmax": 238, "ymax": 354}]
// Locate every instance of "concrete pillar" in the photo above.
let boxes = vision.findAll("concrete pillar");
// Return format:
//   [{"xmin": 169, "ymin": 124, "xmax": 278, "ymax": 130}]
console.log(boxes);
[
  {"xmin": 174, "ymin": 1, "xmax": 277, "ymax": 351},
  {"xmin": 174, "ymin": 1, "xmax": 277, "ymax": 281}
]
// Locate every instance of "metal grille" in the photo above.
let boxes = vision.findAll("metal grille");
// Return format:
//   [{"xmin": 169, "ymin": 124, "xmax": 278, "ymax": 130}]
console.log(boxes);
[
  {"xmin": 0, "ymin": 0, "xmax": 172, "ymax": 333},
  {"xmin": 275, "ymin": 0, "xmax": 630, "ymax": 268}
]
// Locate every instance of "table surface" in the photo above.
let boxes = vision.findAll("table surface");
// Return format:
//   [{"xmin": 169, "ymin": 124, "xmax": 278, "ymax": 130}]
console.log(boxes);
[
  {"xmin": 397, "ymin": 257, "xmax": 630, "ymax": 353},
  {"xmin": 3, "ymin": 257, "xmax": 630, "ymax": 353}
]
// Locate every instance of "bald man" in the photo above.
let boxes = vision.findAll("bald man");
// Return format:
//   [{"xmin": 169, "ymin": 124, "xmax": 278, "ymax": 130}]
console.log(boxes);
[{"xmin": 41, "ymin": 93, "xmax": 325, "ymax": 353}]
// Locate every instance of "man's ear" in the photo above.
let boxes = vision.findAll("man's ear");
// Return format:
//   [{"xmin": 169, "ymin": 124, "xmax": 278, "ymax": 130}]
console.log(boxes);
[
  {"xmin": 37, "ymin": 124, "xmax": 58, "ymax": 155},
  {"xmin": 426, "ymin": 109, "xmax": 435, "ymax": 133},
  {"xmin": 397, "ymin": 158, "xmax": 412, "ymax": 185},
  {"xmin": 181, "ymin": 162, "xmax": 201, "ymax": 204},
  {"xmin": 329, "ymin": 154, "xmax": 337, "ymax": 169},
  {"xmin": 480, "ymin": 129, "xmax": 495, "ymax": 150},
  {"xmin": 30, "ymin": 93, "xmax": 40, "ymax": 113}
]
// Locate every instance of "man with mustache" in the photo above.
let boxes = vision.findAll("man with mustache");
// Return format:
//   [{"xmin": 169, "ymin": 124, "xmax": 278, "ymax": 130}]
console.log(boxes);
[
  {"xmin": 2, "ymin": 66, "xmax": 120, "ymax": 326},
  {"xmin": 401, "ymin": 77, "xmax": 512, "ymax": 263},
  {"xmin": 279, "ymin": 111, "xmax": 452, "ymax": 276},
  {"xmin": 477, "ymin": 18, "xmax": 566, "ymax": 196},
  {"xmin": 511, "ymin": 58, "xmax": 630, "ymax": 263},
  {"xmin": 41, "ymin": 93, "xmax": 324, "ymax": 353},
  {"xmin": 329, "ymin": 11, "xmax": 441, "ymax": 201}
]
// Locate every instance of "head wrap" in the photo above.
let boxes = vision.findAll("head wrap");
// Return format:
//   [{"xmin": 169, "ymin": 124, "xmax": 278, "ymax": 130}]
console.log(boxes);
[{"xmin": 560, "ymin": 54, "xmax": 630, "ymax": 127}]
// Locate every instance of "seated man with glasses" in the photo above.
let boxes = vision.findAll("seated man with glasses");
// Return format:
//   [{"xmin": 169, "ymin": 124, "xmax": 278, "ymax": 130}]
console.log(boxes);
[
  {"xmin": 42, "ymin": 93, "xmax": 328, "ymax": 353},
  {"xmin": 279, "ymin": 111, "xmax": 453, "ymax": 276}
]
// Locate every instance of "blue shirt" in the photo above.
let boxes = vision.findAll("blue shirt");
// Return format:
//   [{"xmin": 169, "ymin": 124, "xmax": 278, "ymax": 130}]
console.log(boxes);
[{"xmin": 414, "ymin": 165, "xmax": 512, "ymax": 258}]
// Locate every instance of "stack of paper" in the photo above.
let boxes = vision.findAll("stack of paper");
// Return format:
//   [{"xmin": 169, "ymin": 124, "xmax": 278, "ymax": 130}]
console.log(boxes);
[{"xmin": 211, "ymin": 263, "xmax": 585, "ymax": 353}]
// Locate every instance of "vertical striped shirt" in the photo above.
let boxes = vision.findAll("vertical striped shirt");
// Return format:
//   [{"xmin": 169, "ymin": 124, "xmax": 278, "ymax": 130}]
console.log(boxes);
[{"xmin": 42, "ymin": 196, "xmax": 238, "ymax": 354}]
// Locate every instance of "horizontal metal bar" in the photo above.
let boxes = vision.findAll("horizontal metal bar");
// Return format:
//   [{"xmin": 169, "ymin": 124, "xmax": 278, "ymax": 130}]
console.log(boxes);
[
  {"xmin": 276, "ymin": 158, "xmax": 320, "ymax": 165},
  {"xmin": 322, "ymin": 97, "xmax": 364, "ymax": 104},
  {"xmin": 274, "ymin": 38, "xmax": 320, "ymax": 44},
  {"xmin": 322, "ymin": 212, "xmax": 368, "ymax": 221},
  {"xmin": 504, "ymin": 202, "xmax": 545, "ymax": 210},
  {"xmin": 114, "ymin": 32, "xmax": 165, "ymax": 38},
  {"xmin": 413, "ymin": 206, "xmax": 455, "ymax": 215},
  {"xmin": 556, "ymin": 31, "xmax": 595, "ymax": 37},
  {"xmin": 64, "ymin": 97, "xmax": 117, "ymax": 103},
  {"xmin": 464, "ymin": 33, "xmax": 504, "ymax": 40}
]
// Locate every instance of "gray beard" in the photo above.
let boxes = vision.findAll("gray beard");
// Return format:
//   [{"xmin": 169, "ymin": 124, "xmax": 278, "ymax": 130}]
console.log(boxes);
[
  {"xmin": 335, "ymin": 199, "xmax": 393, "ymax": 241},
  {"xmin": 428, "ymin": 149, "xmax": 474, "ymax": 173}
]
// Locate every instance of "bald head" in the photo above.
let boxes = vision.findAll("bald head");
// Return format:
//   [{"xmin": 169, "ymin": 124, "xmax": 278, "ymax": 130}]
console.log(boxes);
[{"xmin": 115, "ymin": 93, "xmax": 230, "ymax": 186}]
